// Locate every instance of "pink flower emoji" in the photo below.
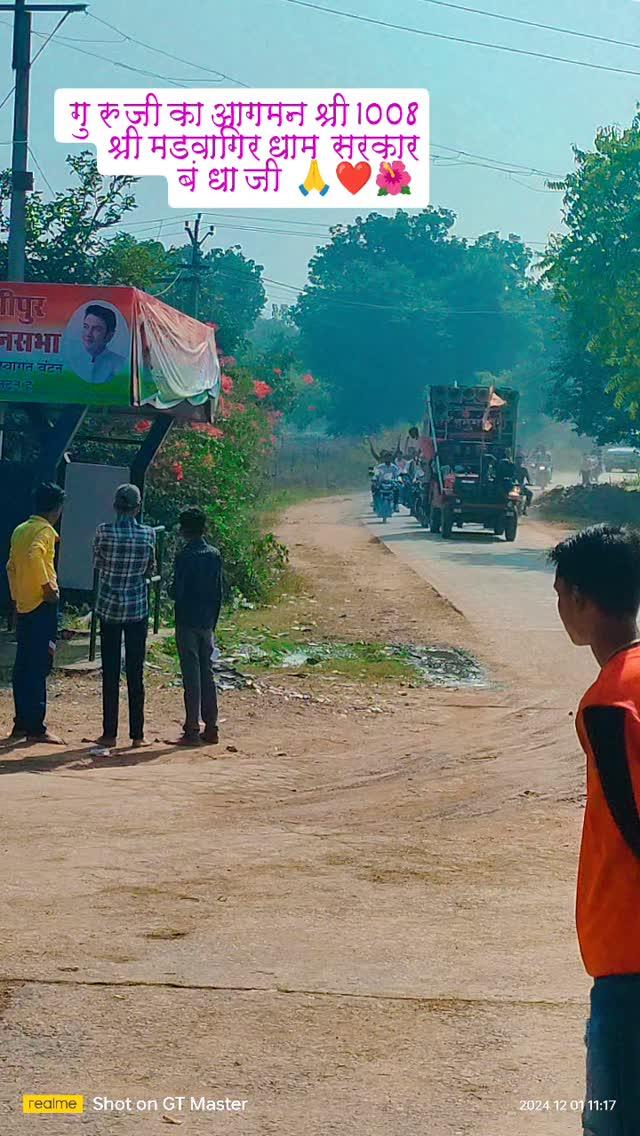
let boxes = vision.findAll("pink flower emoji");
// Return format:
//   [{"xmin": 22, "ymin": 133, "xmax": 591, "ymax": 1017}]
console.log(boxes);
[
  {"xmin": 302, "ymin": 372, "xmax": 314, "ymax": 386},
  {"xmin": 221, "ymin": 374, "xmax": 234, "ymax": 394},
  {"xmin": 253, "ymin": 380, "xmax": 273, "ymax": 400},
  {"xmin": 376, "ymin": 160, "xmax": 411, "ymax": 196}
]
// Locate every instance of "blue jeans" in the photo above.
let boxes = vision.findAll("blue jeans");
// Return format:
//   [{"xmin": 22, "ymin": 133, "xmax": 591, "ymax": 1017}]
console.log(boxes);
[
  {"xmin": 583, "ymin": 976, "xmax": 640, "ymax": 1134},
  {"xmin": 12, "ymin": 601, "xmax": 58, "ymax": 737}
]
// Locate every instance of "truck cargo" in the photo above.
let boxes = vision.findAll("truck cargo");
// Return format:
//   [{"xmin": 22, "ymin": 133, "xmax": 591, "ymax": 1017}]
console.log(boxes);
[{"xmin": 422, "ymin": 384, "xmax": 521, "ymax": 541}]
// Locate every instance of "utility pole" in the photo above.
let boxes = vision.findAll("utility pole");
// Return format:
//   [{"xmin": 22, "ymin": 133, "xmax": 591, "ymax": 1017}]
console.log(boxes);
[
  {"xmin": 184, "ymin": 214, "xmax": 215, "ymax": 319},
  {"xmin": 1, "ymin": 1, "xmax": 86, "ymax": 281}
]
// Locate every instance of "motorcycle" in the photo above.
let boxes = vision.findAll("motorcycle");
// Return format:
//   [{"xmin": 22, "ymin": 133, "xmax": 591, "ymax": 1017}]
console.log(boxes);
[
  {"xmin": 533, "ymin": 462, "xmax": 552, "ymax": 489},
  {"xmin": 373, "ymin": 477, "xmax": 396, "ymax": 523},
  {"xmin": 399, "ymin": 471, "xmax": 413, "ymax": 510},
  {"xmin": 580, "ymin": 456, "xmax": 601, "ymax": 487}
]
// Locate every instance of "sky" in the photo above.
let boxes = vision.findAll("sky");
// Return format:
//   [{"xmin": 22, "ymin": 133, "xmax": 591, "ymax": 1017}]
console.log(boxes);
[{"xmin": 1, "ymin": 0, "xmax": 640, "ymax": 309}]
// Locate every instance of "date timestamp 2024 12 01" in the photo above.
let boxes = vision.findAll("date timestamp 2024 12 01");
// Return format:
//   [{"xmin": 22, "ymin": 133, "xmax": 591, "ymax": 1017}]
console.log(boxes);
[{"xmin": 520, "ymin": 1100, "xmax": 616, "ymax": 1113}]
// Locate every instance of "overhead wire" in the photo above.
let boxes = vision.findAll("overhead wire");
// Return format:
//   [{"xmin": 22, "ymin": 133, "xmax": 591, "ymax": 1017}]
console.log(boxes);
[
  {"xmin": 278, "ymin": 0, "xmax": 640, "ymax": 78},
  {"xmin": 413, "ymin": 0, "xmax": 640, "ymax": 55},
  {"xmin": 86, "ymin": 12, "xmax": 249, "ymax": 88}
]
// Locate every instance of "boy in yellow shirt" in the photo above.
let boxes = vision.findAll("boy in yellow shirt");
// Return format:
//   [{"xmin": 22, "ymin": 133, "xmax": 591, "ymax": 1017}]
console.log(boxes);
[{"xmin": 6, "ymin": 483, "xmax": 65, "ymax": 743}]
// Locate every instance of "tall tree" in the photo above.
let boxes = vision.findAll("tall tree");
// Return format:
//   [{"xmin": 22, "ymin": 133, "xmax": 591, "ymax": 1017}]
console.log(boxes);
[
  {"xmin": 544, "ymin": 116, "xmax": 640, "ymax": 439},
  {"xmin": 293, "ymin": 210, "xmax": 547, "ymax": 434}
]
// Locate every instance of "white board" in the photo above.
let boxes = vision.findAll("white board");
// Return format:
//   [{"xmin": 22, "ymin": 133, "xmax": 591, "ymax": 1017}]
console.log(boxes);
[{"xmin": 58, "ymin": 463, "xmax": 130, "ymax": 591}]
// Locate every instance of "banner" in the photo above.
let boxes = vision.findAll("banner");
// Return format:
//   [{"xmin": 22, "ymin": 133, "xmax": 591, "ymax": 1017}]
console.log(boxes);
[
  {"xmin": 0, "ymin": 282, "xmax": 220, "ymax": 410},
  {"xmin": 0, "ymin": 283, "xmax": 134, "ymax": 405}
]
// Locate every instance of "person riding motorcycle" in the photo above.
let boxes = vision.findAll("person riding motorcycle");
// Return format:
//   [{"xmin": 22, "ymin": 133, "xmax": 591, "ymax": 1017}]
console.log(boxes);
[
  {"xmin": 514, "ymin": 454, "xmax": 533, "ymax": 514},
  {"xmin": 372, "ymin": 451, "xmax": 400, "ymax": 513}
]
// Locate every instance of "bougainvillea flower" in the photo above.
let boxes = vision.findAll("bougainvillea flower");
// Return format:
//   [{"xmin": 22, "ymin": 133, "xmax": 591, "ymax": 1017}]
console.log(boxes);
[
  {"xmin": 273, "ymin": 367, "xmax": 282, "ymax": 376},
  {"xmin": 134, "ymin": 419, "xmax": 152, "ymax": 433},
  {"xmin": 233, "ymin": 402, "xmax": 246, "ymax": 414},
  {"xmin": 221, "ymin": 374, "xmax": 234, "ymax": 394},
  {"xmin": 208, "ymin": 426, "xmax": 224, "ymax": 440},
  {"xmin": 376, "ymin": 160, "xmax": 411, "ymax": 195},
  {"xmin": 267, "ymin": 410, "xmax": 283, "ymax": 427},
  {"xmin": 302, "ymin": 372, "xmax": 314, "ymax": 386},
  {"xmin": 219, "ymin": 354, "xmax": 237, "ymax": 368},
  {"xmin": 171, "ymin": 460, "xmax": 184, "ymax": 483},
  {"xmin": 253, "ymin": 380, "xmax": 273, "ymax": 400},
  {"xmin": 217, "ymin": 397, "xmax": 232, "ymax": 419}
]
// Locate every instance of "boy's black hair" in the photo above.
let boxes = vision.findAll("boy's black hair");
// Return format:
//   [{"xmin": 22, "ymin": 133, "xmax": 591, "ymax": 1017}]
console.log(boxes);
[
  {"xmin": 549, "ymin": 524, "xmax": 640, "ymax": 617},
  {"xmin": 33, "ymin": 482, "xmax": 65, "ymax": 516},
  {"xmin": 179, "ymin": 507, "xmax": 206, "ymax": 538}
]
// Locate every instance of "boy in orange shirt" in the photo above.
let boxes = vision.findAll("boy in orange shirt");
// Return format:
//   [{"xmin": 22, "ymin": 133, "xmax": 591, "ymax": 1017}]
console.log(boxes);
[{"xmin": 550, "ymin": 524, "xmax": 640, "ymax": 1134}]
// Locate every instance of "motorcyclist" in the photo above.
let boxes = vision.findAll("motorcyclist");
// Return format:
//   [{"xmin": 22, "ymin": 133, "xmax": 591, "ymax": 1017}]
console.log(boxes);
[
  {"xmin": 514, "ymin": 453, "xmax": 533, "ymax": 514},
  {"xmin": 495, "ymin": 448, "xmax": 517, "ymax": 496},
  {"xmin": 373, "ymin": 450, "xmax": 401, "ymax": 512}
]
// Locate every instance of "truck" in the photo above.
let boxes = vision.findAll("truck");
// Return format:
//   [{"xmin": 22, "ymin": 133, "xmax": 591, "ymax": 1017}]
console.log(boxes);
[{"xmin": 421, "ymin": 384, "xmax": 521, "ymax": 541}]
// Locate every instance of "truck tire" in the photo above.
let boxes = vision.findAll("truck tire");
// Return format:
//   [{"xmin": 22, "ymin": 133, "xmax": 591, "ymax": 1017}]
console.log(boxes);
[
  {"xmin": 430, "ymin": 508, "xmax": 441, "ymax": 534},
  {"xmin": 504, "ymin": 514, "xmax": 518, "ymax": 542},
  {"xmin": 442, "ymin": 511, "xmax": 454, "ymax": 539}
]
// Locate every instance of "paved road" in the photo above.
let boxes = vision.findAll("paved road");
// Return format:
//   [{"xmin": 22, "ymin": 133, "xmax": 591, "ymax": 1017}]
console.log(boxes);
[{"xmin": 366, "ymin": 503, "xmax": 597, "ymax": 698}]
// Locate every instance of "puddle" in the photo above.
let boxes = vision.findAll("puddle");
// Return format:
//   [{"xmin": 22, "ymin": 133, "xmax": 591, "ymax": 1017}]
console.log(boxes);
[
  {"xmin": 390, "ymin": 645, "xmax": 487, "ymax": 688},
  {"xmin": 222, "ymin": 639, "xmax": 487, "ymax": 689}
]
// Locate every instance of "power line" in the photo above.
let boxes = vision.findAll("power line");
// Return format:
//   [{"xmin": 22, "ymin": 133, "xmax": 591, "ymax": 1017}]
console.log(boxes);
[
  {"xmin": 27, "ymin": 24, "xmax": 198, "ymax": 86},
  {"xmin": 278, "ymin": 0, "xmax": 640, "ymax": 78},
  {"xmin": 28, "ymin": 143, "xmax": 55, "ymax": 195},
  {"xmin": 0, "ymin": 9, "xmax": 71, "ymax": 113},
  {"xmin": 414, "ymin": 0, "xmax": 640, "ymax": 55},
  {"xmin": 86, "ymin": 12, "xmax": 249, "ymax": 87}
]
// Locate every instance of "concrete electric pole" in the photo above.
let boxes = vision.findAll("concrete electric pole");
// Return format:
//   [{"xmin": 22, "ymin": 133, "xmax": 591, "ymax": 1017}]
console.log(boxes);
[
  {"xmin": 184, "ymin": 214, "xmax": 215, "ymax": 320},
  {"xmin": 1, "ymin": 1, "xmax": 86, "ymax": 281}
]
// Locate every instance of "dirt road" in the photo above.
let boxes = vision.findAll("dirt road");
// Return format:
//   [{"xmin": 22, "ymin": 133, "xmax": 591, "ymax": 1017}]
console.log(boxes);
[{"xmin": 0, "ymin": 497, "xmax": 591, "ymax": 1135}]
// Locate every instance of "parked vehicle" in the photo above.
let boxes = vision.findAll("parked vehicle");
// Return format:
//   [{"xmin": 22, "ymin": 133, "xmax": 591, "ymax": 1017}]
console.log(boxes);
[
  {"xmin": 422, "ymin": 384, "xmax": 521, "ymax": 541},
  {"xmin": 603, "ymin": 446, "xmax": 640, "ymax": 474}
]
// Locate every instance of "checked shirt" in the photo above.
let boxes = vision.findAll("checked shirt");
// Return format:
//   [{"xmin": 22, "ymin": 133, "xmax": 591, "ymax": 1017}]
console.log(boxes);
[{"xmin": 93, "ymin": 517, "xmax": 156, "ymax": 623}]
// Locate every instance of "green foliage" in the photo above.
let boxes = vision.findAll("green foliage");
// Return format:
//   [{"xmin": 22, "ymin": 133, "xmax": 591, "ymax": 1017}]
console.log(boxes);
[
  {"xmin": 143, "ymin": 372, "xmax": 289, "ymax": 601},
  {"xmin": 163, "ymin": 245, "xmax": 266, "ymax": 351},
  {"xmin": 0, "ymin": 151, "xmax": 139, "ymax": 282},
  {"xmin": 293, "ymin": 210, "xmax": 551, "ymax": 434},
  {"xmin": 543, "ymin": 117, "xmax": 640, "ymax": 440}
]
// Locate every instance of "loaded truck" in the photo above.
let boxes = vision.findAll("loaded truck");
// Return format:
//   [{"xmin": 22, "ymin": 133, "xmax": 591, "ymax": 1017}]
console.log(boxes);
[{"xmin": 421, "ymin": 384, "xmax": 521, "ymax": 541}]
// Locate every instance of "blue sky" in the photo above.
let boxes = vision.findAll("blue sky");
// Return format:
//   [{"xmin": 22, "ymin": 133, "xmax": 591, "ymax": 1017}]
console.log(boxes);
[{"xmin": 1, "ymin": 0, "xmax": 639, "ymax": 306}]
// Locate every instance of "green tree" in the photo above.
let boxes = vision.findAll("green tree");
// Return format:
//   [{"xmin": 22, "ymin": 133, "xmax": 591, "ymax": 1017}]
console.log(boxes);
[
  {"xmin": 293, "ymin": 210, "xmax": 547, "ymax": 434},
  {"xmin": 0, "ymin": 150, "xmax": 140, "ymax": 282},
  {"xmin": 544, "ymin": 116, "xmax": 640, "ymax": 438},
  {"xmin": 164, "ymin": 245, "xmax": 266, "ymax": 352}
]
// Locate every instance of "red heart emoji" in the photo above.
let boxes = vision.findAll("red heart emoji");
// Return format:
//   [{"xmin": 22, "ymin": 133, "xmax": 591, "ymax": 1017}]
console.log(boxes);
[{"xmin": 336, "ymin": 161, "xmax": 371, "ymax": 195}]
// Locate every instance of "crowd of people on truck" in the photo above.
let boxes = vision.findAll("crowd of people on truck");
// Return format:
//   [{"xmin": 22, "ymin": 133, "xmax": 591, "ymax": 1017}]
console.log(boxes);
[{"xmin": 5, "ymin": 482, "xmax": 223, "ymax": 753}]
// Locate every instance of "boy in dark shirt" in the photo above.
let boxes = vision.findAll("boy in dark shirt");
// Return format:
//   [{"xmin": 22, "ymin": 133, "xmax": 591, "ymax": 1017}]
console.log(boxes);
[{"xmin": 168, "ymin": 508, "xmax": 223, "ymax": 746}]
